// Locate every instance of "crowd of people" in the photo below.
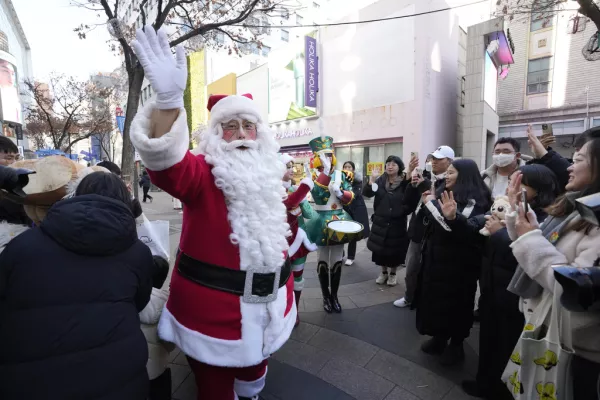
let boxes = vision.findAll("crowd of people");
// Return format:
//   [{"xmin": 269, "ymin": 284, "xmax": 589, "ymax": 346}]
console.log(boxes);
[{"xmin": 0, "ymin": 25, "xmax": 598, "ymax": 400}]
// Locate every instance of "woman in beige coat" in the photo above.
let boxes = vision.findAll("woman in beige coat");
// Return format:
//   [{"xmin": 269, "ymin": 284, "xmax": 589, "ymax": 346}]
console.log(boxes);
[{"xmin": 506, "ymin": 127, "xmax": 600, "ymax": 399}]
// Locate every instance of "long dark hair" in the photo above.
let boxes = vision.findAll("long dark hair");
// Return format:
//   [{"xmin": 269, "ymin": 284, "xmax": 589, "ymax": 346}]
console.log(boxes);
[
  {"xmin": 437, "ymin": 159, "xmax": 492, "ymax": 209},
  {"xmin": 76, "ymin": 172, "xmax": 134, "ymax": 214},
  {"xmin": 548, "ymin": 128, "xmax": 600, "ymax": 233},
  {"xmin": 514, "ymin": 164, "xmax": 560, "ymax": 214}
]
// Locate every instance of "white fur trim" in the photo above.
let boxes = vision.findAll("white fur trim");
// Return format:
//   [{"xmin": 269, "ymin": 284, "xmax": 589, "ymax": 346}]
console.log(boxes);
[
  {"xmin": 281, "ymin": 153, "xmax": 294, "ymax": 165},
  {"xmin": 299, "ymin": 177, "xmax": 314, "ymax": 191},
  {"xmin": 210, "ymin": 95, "xmax": 263, "ymax": 127},
  {"xmin": 130, "ymin": 102, "xmax": 190, "ymax": 171},
  {"xmin": 234, "ymin": 367, "xmax": 267, "ymax": 397},
  {"xmin": 158, "ymin": 285, "xmax": 295, "ymax": 367}
]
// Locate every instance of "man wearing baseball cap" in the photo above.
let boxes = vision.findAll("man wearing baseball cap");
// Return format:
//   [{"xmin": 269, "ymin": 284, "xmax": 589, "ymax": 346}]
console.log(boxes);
[{"xmin": 393, "ymin": 145, "xmax": 454, "ymax": 309}]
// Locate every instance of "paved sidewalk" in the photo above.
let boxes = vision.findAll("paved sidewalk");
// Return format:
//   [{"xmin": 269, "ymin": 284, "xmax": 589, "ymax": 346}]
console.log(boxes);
[{"xmin": 142, "ymin": 192, "xmax": 481, "ymax": 400}]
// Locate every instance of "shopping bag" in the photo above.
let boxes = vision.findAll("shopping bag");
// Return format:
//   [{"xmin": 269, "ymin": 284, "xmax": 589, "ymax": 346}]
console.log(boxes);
[
  {"xmin": 136, "ymin": 214, "xmax": 170, "ymax": 261},
  {"xmin": 501, "ymin": 285, "xmax": 574, "ymax": 400}
]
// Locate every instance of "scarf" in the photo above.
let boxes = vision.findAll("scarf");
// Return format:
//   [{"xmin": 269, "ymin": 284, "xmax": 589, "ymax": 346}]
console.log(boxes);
[{"xmin": 507, "ymin": 193, "xmax": 580, "ymax": 298}]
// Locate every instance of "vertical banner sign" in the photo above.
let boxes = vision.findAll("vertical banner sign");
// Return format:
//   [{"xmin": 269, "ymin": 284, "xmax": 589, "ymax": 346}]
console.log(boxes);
[{"xmin": 304, "ymin": 36, "xmax": 318, "ymax": 108}]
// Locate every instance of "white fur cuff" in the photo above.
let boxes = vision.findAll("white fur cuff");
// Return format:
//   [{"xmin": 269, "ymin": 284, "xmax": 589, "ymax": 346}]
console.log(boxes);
[
  {"xmin": 130, "ymin": 102, "xmax": 190, "ymax": 171},
  {"xmin": 299, "ymin": 177, "xmax": 314, "ymax": 190}
]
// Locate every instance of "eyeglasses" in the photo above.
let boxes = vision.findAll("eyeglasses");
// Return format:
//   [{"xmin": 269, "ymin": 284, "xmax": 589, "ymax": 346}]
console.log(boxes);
[{"xmin": 221, "ymin": 121, "xmax": 257, "ymax": 132}]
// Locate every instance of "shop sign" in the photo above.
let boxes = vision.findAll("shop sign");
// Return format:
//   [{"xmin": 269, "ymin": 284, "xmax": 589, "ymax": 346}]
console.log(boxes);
[
  {"xmin": 366, "ymin": 162, "xmax": 384, "ymax": 176},
  {"xmin": 275, "ymin": 128, "xmax": 314, "ymax": 140},
  {"xmin": 305, "ymin": 36, "xmax": 318, "ymax": 108}
]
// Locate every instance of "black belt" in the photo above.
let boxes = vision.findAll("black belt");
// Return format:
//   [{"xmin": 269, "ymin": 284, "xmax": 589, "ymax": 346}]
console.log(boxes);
[{"xmin": 177, "ymin": 251, "xmax": 292, "ymax": 303}]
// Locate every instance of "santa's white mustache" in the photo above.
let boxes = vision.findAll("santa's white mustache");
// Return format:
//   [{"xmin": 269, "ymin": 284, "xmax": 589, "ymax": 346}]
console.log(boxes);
[{"xmin": 224, "ymin": 140, "xmax": 259, "ymax": 151}]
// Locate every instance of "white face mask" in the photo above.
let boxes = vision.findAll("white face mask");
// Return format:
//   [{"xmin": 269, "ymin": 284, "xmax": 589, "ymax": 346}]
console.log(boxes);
[
  {"xmin": 425, "ymin": 162, "xmax": 433, "ymax": 172},
  {"xmin": 493, "ymin": 153, "xmax": 515, "ymax": 168}
]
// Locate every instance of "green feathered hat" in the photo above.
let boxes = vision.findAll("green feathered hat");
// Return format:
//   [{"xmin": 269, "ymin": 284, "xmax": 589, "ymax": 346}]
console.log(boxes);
[{"xmin": 309, "ymin": 136, "xmax": 334, "ymax": 153}]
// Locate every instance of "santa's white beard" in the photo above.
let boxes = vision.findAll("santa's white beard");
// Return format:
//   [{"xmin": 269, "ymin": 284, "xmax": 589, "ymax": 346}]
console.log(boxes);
[{"xmin": 194, "ymin": 124, "xmax": 289, "ymax": 273}]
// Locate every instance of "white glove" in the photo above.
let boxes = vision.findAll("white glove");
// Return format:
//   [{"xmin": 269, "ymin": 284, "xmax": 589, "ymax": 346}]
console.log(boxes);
[
  {"xmin": 132, "ymin": 26, "xmax": 187, "ymax": 110},
  {"xmin": 331, "ymin": 182, "xmax": 343, "ymax": 198},
  {"xmin": 320, "ymin": 155, "xmax": 331, "ymax": 176}
]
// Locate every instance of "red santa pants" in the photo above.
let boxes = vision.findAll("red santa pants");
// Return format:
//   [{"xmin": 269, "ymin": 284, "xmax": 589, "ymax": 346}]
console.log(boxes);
[{"xmin": 187, "ymin": 357, "xmax": 268, "ymax": 400}]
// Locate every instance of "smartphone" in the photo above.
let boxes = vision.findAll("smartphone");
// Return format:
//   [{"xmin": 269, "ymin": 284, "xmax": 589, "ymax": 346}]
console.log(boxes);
[
  {"xmin": 521, "ymin": 188, "xmax": 529, "ymax": 214},
  {"xmin": 411, "ymin": 151, "xmax": 419, "ymax": 160},
  {"xmin": 542, "ymin": 123, "xmax": 553, "ymax": 137}
]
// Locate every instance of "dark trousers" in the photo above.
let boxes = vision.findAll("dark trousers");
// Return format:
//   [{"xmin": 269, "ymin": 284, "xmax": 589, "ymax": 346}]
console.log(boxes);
[
  {"xmin": 149, "ymin": 368, "xmax": 172, "ymax": 400},
  {"xmin": 475, "ymin": 292, "xmax": 524, "ymax": 399},
  {"xmin": 347, "ymin": 239, "xmax": 357, "ymax": 260},
  {"xmin": 143, "ymin": 186, "xmax": 153, "ymax": 202},
  {"xmin": 572, "ymin": 355, "xmax": 600, "ymax": 399}
]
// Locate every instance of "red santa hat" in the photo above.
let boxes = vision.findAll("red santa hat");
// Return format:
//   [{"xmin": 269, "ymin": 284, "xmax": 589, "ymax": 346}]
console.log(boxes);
[{"xmin": 207, "ymin": 93, "xmax": 263, "ymax": 126}]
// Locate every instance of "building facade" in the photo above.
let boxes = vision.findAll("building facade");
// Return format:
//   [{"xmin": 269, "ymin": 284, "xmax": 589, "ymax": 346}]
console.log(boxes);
[
  {"xmin": 0, "ymin": 0, "xmax": 33, "ymax": 149},
  {"xmin": 496, "ymin": 0, "xmax": 598, "ymax": 160}
]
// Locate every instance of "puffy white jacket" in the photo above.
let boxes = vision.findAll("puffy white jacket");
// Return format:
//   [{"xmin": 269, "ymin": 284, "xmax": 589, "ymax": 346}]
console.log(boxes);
[{"xmin": 139, "ymin": 287, "xmax": 174, "ymax": 379}]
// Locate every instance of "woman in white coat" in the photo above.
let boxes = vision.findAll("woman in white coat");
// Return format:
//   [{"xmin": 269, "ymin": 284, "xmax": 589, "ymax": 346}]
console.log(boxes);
[{"xmin": 506, "ymin": 127, "xmax": 600, "ymax": 399}]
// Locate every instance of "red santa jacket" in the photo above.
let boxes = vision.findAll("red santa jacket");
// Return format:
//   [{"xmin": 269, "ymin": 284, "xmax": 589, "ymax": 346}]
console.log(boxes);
[{"xmin": 130, "ymin": 106, "xmax": 295, "ymax": 368}]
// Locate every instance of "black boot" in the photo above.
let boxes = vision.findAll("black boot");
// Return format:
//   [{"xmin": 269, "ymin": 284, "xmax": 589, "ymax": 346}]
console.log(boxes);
[
  {"xmin": 149, "ymin": 368, "xmax": 171, "ymax": 400},
  {"xmin": 421, "ymin": 336, "xmax": 448, "ymax": 355},
  {"xmin": 330, "ymin": 261, "xmax": 343, "ymax": 313},
  {"xmin": 317, "ymin": 262, "xmax": 333, "ymax": 313}
]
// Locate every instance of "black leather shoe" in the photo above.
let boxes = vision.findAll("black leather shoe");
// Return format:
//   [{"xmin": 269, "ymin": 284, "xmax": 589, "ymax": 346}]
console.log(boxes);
[
  {"xmin": 461, "ymin": 380, "xmax": 485, "ymax": 398},
  {"xmin": 440, "ymin": 343, "xmax": 465, "ymax": 366},
  {"xmin": 421, "ymin": 337, "xmax": 448, "ymax": 355}
]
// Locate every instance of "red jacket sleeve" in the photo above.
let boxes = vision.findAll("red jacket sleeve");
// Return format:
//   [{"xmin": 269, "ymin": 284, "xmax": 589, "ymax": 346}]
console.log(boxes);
[
  {"xmin": 146, "ymin": 151, "xmax": 208, "ymax": 204},
  {"xmin": 284, "ymin": 182, "xmax": 311, "ymax": 210}
]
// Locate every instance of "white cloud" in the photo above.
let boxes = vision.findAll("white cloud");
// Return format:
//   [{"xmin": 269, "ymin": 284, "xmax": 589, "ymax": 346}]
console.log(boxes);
[{"xmin": 13, "ymin": 0, "xmax": 120, "ymax": 80}]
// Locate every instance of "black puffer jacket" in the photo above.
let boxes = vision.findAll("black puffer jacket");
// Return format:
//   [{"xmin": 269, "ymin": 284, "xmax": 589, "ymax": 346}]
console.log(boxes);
[
  {"xmin": 415, "ymin": 200, "xmax": 488, "ymax": 340},
  {"xmin": 343, "ymin": 173, "xmax": 370, "ymax": 238},
  {"xmin": 0, "ymin": 194, "xmax": 153, "ymax": 400},
  {"xmin": 364, "ymin": 175, "xmax": 420, "ymax": 263},
  {"xmin": 407, "ymin": 177, "xmax": 445, "ymax": 243}
]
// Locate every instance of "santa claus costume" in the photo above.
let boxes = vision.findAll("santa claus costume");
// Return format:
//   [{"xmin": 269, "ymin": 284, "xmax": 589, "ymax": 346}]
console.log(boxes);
[
  {"xmin": 280, "ymin": 154, "xmax": 317, "ymax": 327},
  {"xmin": 305, "ymin": 136, "xmax": 355, "ymax": 313},
  {"xmin": 130, "ymin": 27, "xmax": 294, "ymax": 400}
]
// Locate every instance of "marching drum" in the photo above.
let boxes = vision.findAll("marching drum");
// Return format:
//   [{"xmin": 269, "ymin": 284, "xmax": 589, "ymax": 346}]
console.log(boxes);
[{"xmin": 326, "ymin": 220, "xmax": 364, "ymax": 245}]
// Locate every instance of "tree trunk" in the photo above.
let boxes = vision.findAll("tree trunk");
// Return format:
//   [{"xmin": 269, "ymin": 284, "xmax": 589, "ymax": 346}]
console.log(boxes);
[
  {"xmin": 122, "ymin": 64, "xmax": 145, "ymax": 199},
  {"xmin": 578, "ymin": 0, "xmax": 600, "ymax": 33}
]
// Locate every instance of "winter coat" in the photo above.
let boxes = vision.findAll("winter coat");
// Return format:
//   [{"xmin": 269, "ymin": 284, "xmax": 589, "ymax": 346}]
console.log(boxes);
[
  {"xmin": 415, "ymin": 200, "xmax": 488, "ymax": 340},
  {"xmin": 0, "ymin": 194, "xmax": 154, "ymax": 400},
  {"xmin": 139, "ymin": 174, "xmax": 152, "ymax": 189},
  {"xmin": 508, "ymin": 211, "xmax": 600, "ymax": 363},
  {"xmin": 407, "ymin": 178, "xmax": 445, "ymax": 243},
  {"xmin": 481, "ymin": 158, "xmax": 527, "ymax": 198},
  {"xmin": 140, "ymin": 288, "xmax": 175, "ymax": 380},
  {"xmin": 364, "ymin": 175, "xmax": 420, "ymax": 264},
  {"xmin": 343, "ymin": 172, "xmax": 370, "ymax": 239}
]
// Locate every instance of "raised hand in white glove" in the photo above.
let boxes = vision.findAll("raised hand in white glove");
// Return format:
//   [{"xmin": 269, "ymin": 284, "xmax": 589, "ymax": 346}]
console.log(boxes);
[
  {"xmin": 331, "ymin": 182, "xmax": 343, "ymax": 198},
  {"xmin": 132, "ymin": 26, "xmax": 187, "ymax": 110},
  {"xmin": 320, "ymin": 154, "xmax": 332, "ymax": 176}
]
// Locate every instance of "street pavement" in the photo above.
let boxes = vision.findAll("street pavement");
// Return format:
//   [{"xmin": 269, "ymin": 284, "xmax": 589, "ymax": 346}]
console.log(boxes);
[{"xmin": 142, "ymin": 191, "xmax": 481, "ymax": 400}]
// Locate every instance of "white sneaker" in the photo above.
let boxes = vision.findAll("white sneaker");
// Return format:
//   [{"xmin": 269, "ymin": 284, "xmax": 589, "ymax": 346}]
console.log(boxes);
[
  {"xmin": 387, "ymin": 274, "xmax": 398, "ymax": 286},
  {"xmin": 345, "ymin": 259, "xmax": 354, "ymax": 266},
  {"xmin": 375, "ymin": 272, "xmax": 388, "ymax": 285},
  {"xmin": 393, "ymin": 297, "xmax": 410, "ymax": 308}
]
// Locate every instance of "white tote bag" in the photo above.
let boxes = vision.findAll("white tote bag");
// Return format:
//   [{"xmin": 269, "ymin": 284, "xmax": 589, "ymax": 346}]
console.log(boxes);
[
  {"xmin": 501, "ymin": 285, "xmax": 574, "ymax": 400},
  {"xmin": 136, "ymin": 214, "xmax": 170, "ymax": 261}
]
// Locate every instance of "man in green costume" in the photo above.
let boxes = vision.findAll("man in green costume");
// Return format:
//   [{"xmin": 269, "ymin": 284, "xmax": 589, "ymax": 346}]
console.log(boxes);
[{"xmin": 305, "ymin": 136, "xmax": 355, "ymax": 313}]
